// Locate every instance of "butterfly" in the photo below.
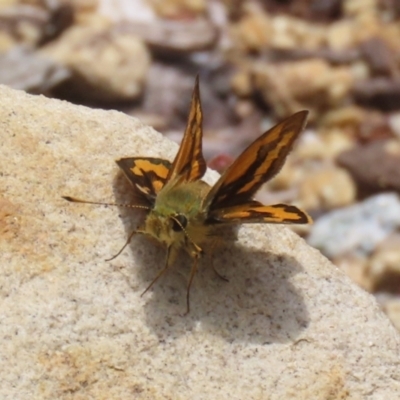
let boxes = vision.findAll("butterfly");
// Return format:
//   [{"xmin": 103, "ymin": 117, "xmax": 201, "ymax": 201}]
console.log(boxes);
[{"xmin": 63, "ymin": 76, "xmax": 311, "ymax": 314}]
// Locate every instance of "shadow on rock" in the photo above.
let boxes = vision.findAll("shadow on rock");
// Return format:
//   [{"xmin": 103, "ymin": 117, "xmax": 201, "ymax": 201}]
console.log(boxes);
[{"xmin": 111, "ymin": 170, "xmax": 310, "ymax": 345}]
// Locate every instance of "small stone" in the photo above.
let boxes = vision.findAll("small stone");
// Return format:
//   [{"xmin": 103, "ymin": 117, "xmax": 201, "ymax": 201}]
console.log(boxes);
[
  {"xmin": 359, "ymin": 36, "xmax": 395, "ymax": 76},
  {"xmin": 266, "ymin": 160, "xmax": 304, "ymax": 191},
  {"xmin": 0, "ymin": 45, "xmax": 70, "ymax": 92},
  {"xmin": 270, "ymin": 15, "xmax": 325, "ymax": 50},
  {"xmin": 326, "ymin": 20, "xmax": 356, "ymax": 50},
  {"xmin": 353, "ymin": 78, "xmax": 400, "ymax": 111},
  {"xmin": 382, "ymin": 297, "xmax": 400, "ymax": 332},
  {"xmin": 337, "ymin": 139, "xmax": 400, "ymax": 194},
  {"xmin": 296, "ymin": 128, "xmax": 354, "ymax": 160},
  {"xmin": 335, "ymin": 255, "xmax": 370, "ymax": 291},
  {"xmin": 230, "ymin": 12, "xmax": 272, "ymax": 52},
  {"xmin": 252, "ymin": 59, "xmax": 353, "ymax": 118},
  {"xmin": 148, "ymin": 0, "xmax": 206, "ymax": 18},
  {"xmin": 231, "ymin": 70, "xmax": 252, "ymax": 98},
  {"xmin": 41, "ymin": 24, "xmax": 150, "ymax": 101},
  {"xmin": 119, "ymin": 17, "xmax": 217, "ymax": 53},
  {"xmin": 388, "ymin": 113, "xmax": 400, "ymax": 139},
  {"xmin": 343, "ymin": 0, "xmax": 378, "ymax": 17},
  {"xmin": 298, "ymin": 166, "xmax": 356, "ymax": 211},
  {"xmin": 308, "ymin": 193, "xmax": 400, "ymax": 258},
  {"xmin": 367, "ymin": 234, "xmax": 400, "ymax": 292},
  {"xmin": 0, "ymin": 4, "xmax": 49, "ymax": 49}
]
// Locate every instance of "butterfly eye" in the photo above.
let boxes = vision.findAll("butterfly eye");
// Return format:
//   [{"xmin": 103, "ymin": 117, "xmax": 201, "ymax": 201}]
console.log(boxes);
[{"xmin": 171, "ymin": 214, "xmax": 188, "ymax": 232}]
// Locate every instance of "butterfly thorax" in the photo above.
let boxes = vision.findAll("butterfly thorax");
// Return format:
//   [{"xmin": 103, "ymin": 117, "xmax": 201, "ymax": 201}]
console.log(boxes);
[{"xmin": 143, "ymin": 179, "xmax": 211, "ymax": 253}]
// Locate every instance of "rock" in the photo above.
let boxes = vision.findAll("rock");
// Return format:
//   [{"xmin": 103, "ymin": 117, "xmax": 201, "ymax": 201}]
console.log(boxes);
[
  {"xmin": 335, "ymin": 255, "xmax": 370, "ymax": 291},
  {"xmin": 0, "ymin": 45, "xmax": 70, "ymax": 92},
  {"xmin": 269, "ymin": 15, "xmax": 325, "ymax": 50},
  {"xmin": 41, "ymin": 24, "xmax": 150, "ymax": 101},
  {"xmin": 117, "ymin": 17, "xmax": 217, "ymax": 53},
  {"xmin": 147, "ymin": 0, "xmax": 206, "ymax": 18},
  {"xmin": 298, "ymin": 166, "xmax": 356, "ymax": 211},
  {"xmin": 343, "ymin": 0, "xmax": 378, "ymax": 17},
  {"xmin": 326, "ymin": 19, "xmax": 357, "ymax": 50},
  {"xmin": 1, "ymin": 85, "xmax": 400, "ymax": 398},
  {"xmin": 337, "ymin": 139, "xmax": 400, "ymax": 194},
  {"xmin": 388, "ymin": 112, "xmax": 400, "ymax": 139},
  {"xmin": 355, "ymin": 111, "xmax": 394, "ymax": 142},
  {"xmin": 0, "ymin": 4, "xmax": 49, "ymax": 50},
  {"xmin": 252, "ymin": 59, "xmax": 354, "ymax": 118},
  {"xmin": 296, "ymin": 128, "xmax": 353, "ymax": 160},
  {"xmin": 353, "ymin": 78, "xmax": 400, "ymax": 111},
  {"xmin": 381, "ymin": 296, "xmax": 400, "ymax": 332},
  {"xmin": 359, "ymin": 36, "xmax": 395, "ymax": 76},
  {"xmin": 367, "ymin": 234, "xmax": 400, "ymax": 292},
  {"xmin": 308, "ymin": 193, "xmax": 400, "ymax": 258},
  {"xmin": 0, "ymin": 2, "xmax": 75, "ymax": 49},
  {"xmin": 261, "ymin": 0, "xmax": 342, "ymax": 22},
  {"xmin": 231, "ymin": 12, "xmax": 273, "ymax": 52}
]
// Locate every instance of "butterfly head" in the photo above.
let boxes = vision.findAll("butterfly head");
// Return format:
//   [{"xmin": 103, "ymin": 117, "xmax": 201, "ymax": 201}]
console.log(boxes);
[{"xmin": 142, "ymin": 210, "xmax": 188, "ymax": 248}]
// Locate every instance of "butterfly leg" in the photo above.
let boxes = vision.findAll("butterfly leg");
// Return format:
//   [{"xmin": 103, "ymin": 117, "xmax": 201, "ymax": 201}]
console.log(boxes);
[
  {"xmin": 209, "ymin": 237, "xmax": 229, "ymax": 282},
  {"xmin": 184, "ymin": 247, "xmax": 203, "ymax": 315},
  {"xmin": 141, "ymin": 245, "xmax": 177, "ymax": 297},
  {"xmin": 105, "ymin": 228, "xmax": 138, "ymax": 261}
]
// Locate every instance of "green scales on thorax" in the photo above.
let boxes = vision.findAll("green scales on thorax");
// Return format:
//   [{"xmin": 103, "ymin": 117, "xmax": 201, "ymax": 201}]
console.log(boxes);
[{"xmin": 144, "ymin": 179, "xmax": 212, "ymax": 251}]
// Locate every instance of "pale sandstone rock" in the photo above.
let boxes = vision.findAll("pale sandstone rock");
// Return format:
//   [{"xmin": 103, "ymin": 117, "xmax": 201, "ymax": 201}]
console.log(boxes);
[{"xmin": 1, "ymin": 85, "xmax": 400, "ymax": 399}]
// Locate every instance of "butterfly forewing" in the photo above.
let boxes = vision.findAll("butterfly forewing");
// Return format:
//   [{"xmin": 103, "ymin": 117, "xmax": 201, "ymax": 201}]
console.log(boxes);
[
  {"xmin": 166, "ymin": 75, "xmax": 207, "ymax": 184},
  {"xmin": 116, "ymin": 157, "xmax": 171, "ymax": 206},
  {"xmin": 204, "ymin": 111, "xmax": 309, "ymax": 212}
]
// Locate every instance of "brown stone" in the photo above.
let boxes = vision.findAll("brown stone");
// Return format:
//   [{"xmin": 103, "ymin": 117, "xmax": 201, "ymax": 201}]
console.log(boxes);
[{"xmin": 337, "ymin": 139, "xmax": 400, "ymax": 194}]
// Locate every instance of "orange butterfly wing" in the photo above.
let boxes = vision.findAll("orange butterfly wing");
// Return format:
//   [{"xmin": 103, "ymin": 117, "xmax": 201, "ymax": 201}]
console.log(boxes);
[
  {"xmin": 204, "ymin": 111, "xmax": 311, "ymax": 224},
  {"xmin": 204, "ymin": 111, "xmax": 308, "ymax": 211},
  {"xmin": 166, "ymin": 75, "xmax": 207, "ymax": 184},
  {"xmin": 116, "ymin": 157, "xmax": 171, "ymax": 206},
  {"xmin": 208, "ymin": 201, "xmax": 311, "ymax": 224}
]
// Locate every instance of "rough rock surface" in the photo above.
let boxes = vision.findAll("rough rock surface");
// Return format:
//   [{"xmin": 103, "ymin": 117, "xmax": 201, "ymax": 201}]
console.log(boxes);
[{"xmin": 1, "ymin": 85, "xmax": 400, "ymax": 399}]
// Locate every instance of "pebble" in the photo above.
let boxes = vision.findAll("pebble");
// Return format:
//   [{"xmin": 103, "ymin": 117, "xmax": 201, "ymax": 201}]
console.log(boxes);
[
  {"xmin": 381, "ymin": 297, "xmax": 400, "ymax": 332},
  {"xmin": 337, "ymin": 139, "xmax": 400, "ymax": 193},
  {"xmin": 367, "ymin": 234, "xmax": 400, "ymax": 292},
  {"xmin": 307, "ymin": 193, "xmax": 400, "ymax": 258},
  {"xmin": 388, "ymin": 112, "xmax": 400, "ymax": 138},
  {"xmin": 148, "ymin": 0, "xmax": 206, "ymax": 18},
  {"xmin": 252, "ymin": 59, "xmax": 354, "ymax": 118},
  {"xmin": 298, "ymin": 166, "xmax": 356, "ymax": 211},
  {"xmin": 41, "ymin": 23, "xmax": 150, "ymax": 101}
]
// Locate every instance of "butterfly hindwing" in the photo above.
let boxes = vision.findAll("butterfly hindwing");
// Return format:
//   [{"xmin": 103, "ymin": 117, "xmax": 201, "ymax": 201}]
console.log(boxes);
[
  {"xmin": 116, "ymin": 157, "xmax": 171, "ymax": 206},
  {"xmin": 208, "ymin": 202, "xmax": 311, "ymax": 224},
  {"xmin": 167, "ymin": 75, "xmax": 207, "ymax": 184},
  {"xmin": 204, "ymin": 111, "xmax": 309, "ymax": 212}
]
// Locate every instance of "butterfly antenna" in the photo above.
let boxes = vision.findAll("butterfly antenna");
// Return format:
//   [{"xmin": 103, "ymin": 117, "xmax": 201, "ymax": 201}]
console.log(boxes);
[{"xmin": 62, "ymin": 196, "xmax": 151, "ymax": 211}]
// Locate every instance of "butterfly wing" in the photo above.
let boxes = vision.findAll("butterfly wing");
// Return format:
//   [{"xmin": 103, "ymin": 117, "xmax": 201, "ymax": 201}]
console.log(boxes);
[
  {"xmin": 116, "ymin": 157, "xmax": 171, "ymax": 206},
  {"xmin": 203, "ymin": 111, "xmax": 309, "ymax": 213},
  {"xmin": 208, "ymin": 201, "xmax": 311, "ymax": 224},
  {"xmin": 166, "ymin": 75, "xmax": 207, "ymax": 184}
]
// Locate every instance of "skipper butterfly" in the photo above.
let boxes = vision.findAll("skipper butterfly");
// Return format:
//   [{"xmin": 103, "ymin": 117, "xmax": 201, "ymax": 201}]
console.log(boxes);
[{"xmin": 63, "ymin": 77, "xmax": 311, "ymax": 314}]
